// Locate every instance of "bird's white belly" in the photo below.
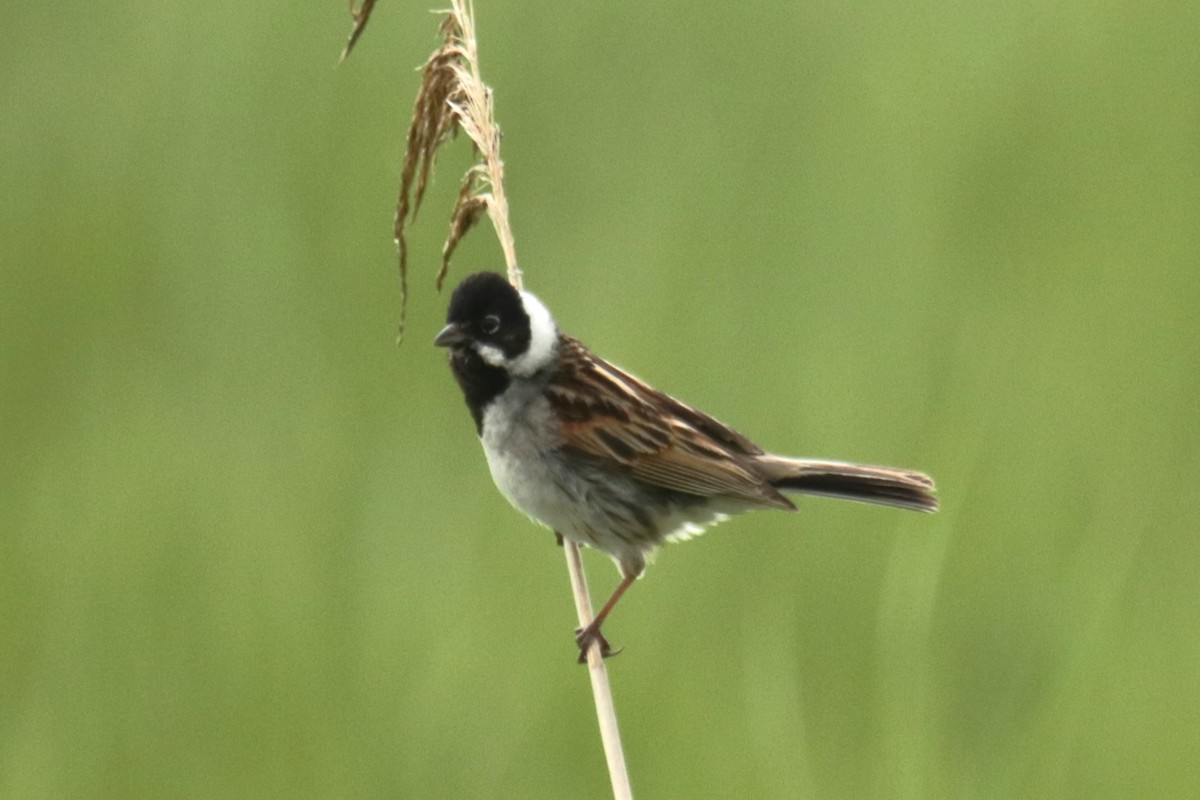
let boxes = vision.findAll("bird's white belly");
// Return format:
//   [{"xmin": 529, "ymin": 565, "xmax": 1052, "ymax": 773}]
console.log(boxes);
[
  {"xmin": 484, "ymin": 435, "xmax": 577, "ymax": 532},
  {"xmin": 479, "ymin": 388, "xmax": 580, "ymax": 534}
]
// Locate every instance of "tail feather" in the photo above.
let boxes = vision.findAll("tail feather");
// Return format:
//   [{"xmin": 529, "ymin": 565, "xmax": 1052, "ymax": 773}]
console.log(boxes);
[{"xmin": 757, "ymin": 456, "xmax": 938, "ymax": 513}]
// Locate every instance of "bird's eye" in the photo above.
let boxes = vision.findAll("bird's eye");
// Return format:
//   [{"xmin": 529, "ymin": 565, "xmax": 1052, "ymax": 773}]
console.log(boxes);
[{"xmin": 481, "ymin": 314, "xmax": 501, "ymax": 335}]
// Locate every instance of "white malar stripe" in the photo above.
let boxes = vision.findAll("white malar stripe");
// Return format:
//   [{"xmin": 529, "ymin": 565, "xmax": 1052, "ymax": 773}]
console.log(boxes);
[
  {"xmin": 509, "ymin": 291, "xmax": 559, "ymax": 376},
  {"xmin": 476, "ymin": 343, "xmax": 508, "ymax": 368}
]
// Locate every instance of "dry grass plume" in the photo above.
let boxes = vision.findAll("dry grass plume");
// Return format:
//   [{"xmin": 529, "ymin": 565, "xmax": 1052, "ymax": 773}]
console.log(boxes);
[{"xmin": 345, "ymin": 0, "xmax": 520, "ymax": 341}]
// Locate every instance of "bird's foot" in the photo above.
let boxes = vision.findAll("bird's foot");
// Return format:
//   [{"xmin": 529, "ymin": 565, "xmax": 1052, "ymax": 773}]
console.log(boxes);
[{"xmin": 574, "ymin": 622, "xmax": 621, "ymax": 664}]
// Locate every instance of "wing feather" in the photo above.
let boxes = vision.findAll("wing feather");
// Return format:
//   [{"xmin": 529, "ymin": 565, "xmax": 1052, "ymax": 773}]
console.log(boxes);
[{"xmin": 547, "ymin": 338, "xmax": 793, "ymax": 509}]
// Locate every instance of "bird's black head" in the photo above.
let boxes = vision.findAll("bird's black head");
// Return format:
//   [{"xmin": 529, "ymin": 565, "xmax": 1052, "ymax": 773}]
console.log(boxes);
[
  {"xmin": 435, "ymin": 272, "xmax": 560, "ymax": 433},
  {"xmin": 434, "ymin": 272, "xmax": 532, "ymax": 361}
]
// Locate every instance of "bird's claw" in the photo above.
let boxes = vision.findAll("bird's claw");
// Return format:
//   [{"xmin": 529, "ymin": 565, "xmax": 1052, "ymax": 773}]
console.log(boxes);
[{"xmin": 574, "ymin": 624, "xmax": 621, "ymax": 664}]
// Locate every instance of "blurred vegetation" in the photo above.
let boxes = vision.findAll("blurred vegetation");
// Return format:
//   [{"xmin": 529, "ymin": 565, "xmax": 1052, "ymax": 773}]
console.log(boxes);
[{"xmin": 2, "ymin": 2, "xmax": 1198, "ymax": 798}]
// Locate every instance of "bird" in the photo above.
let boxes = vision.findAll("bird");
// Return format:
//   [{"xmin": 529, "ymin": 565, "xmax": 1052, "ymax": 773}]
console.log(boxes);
[{"xmin": 434, "ymin": 271, "xmax": 937, "ymax": 662}]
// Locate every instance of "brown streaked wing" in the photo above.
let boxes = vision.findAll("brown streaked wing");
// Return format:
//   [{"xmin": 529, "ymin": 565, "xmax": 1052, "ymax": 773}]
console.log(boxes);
[{"xmin": 547, "ymin": 338, "xmax": 793, "ymax": 509}]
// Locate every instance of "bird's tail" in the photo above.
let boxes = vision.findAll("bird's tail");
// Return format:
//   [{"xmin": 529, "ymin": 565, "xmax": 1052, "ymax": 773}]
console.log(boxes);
[{"xmin": 757, "ymin": 456, "xmax": 938, "ymax": 513}]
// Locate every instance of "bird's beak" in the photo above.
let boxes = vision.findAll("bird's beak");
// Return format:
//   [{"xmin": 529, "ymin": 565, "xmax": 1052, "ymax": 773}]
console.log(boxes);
[{"xmin": 434, "ymin": 322, "xmax": 469, "ymax": 348}]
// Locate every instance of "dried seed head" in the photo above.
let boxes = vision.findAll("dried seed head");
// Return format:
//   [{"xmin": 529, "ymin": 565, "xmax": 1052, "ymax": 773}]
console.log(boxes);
[{"xmin": 345, "ymin": 0, "xmax": 520, "ymax": 343}]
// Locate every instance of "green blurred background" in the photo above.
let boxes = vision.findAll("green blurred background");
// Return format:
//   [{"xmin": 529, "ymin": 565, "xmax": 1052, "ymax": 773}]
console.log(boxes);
[{"xmin": 3, "ymin": 1, "xmax": 1198, "ymax": 797}]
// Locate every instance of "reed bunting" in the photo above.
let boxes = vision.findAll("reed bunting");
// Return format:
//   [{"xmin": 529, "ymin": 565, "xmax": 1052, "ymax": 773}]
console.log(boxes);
[{"xmin": 435, "ymin": 272, "xmax": 937, "ymax": 661}]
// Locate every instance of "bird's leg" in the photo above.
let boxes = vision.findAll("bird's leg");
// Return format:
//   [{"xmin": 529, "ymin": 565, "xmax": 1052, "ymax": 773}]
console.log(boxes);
[
  {"xmin": 574, "ymin": 572, "xmax": 637, "ymax": 664},
  {"xmin": 554, "ymin": 531, "xmax": 564, "ymax": 547}
]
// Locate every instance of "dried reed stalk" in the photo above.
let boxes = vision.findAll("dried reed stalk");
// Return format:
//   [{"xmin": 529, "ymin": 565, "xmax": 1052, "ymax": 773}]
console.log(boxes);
[{"xmin": 343, "ymin": 3, "xmax": 632, "ymax": 797}]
